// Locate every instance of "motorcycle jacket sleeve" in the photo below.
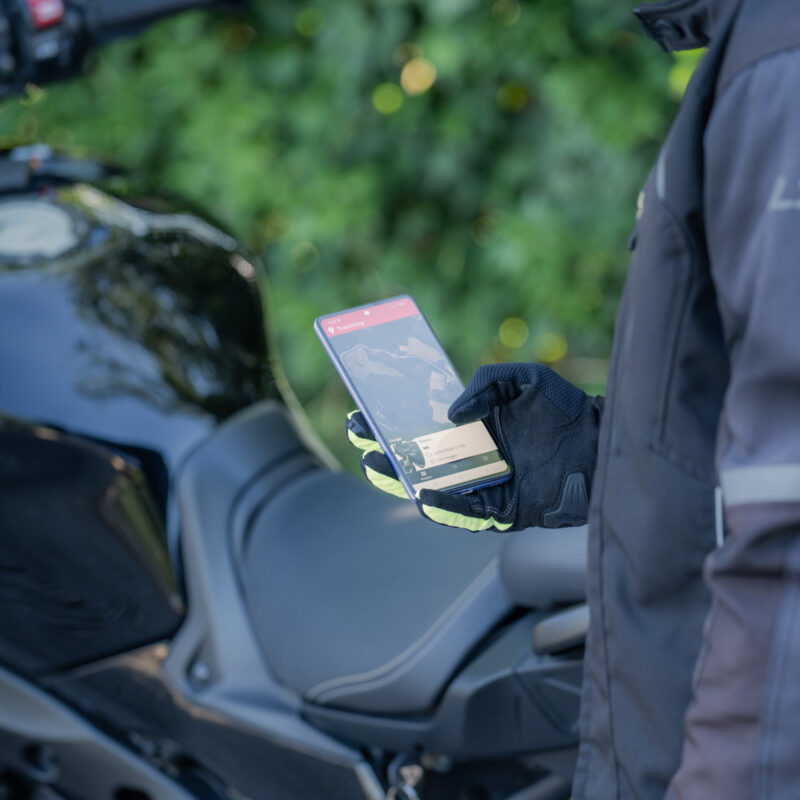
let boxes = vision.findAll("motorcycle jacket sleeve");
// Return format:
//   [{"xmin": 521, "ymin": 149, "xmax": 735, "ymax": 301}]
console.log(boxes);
[
  {"xmin": 346, "ymin": 363, "xmax": 603, "ymax": 532},
  {"xmin": 666, "ymin": 47, "xmax": 800, "ymax": 799}
]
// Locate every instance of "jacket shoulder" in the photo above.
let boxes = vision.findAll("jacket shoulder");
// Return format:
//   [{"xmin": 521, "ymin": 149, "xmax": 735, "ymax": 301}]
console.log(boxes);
[{"xmin": 719, "ymin": 0, "xmax": 800, "ymax": 92}]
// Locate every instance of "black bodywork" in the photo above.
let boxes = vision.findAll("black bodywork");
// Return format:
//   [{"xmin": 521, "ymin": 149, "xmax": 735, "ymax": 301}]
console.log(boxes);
[
  {"xmin": 0, "ymin": 148, "xmax": 279, "ymax": 568},
  {"xmin": 0, "ymin": 150, "xmax": 587, "ymax": 800}
]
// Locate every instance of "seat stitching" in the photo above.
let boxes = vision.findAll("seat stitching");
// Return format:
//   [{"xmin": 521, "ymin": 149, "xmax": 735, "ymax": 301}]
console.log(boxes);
[{"xmin": 305, "ymin": 557, "xmax": 501, "ymax": 701}]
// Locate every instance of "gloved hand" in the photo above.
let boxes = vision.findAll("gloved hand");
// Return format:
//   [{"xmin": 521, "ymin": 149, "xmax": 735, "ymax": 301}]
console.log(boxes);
[{"xmin": 346, "ymin": 362, "xmax": 603, "ymax": 532}]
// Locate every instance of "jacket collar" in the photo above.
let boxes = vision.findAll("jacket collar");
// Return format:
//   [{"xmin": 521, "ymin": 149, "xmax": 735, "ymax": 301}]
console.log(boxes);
[{"xmin": 634, "ymin": 0, "xmax": 732, "ymax": 51}]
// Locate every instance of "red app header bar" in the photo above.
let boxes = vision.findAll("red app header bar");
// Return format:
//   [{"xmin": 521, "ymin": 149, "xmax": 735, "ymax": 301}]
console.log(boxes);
[{"xmin": 321, "ymin": 297, "xmax": 419, "ymax": 337}]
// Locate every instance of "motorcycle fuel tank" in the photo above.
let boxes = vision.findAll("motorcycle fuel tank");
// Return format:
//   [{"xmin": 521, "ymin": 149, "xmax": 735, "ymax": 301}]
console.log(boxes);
[{"xmin": 0, "ymin": 149, "xmax": 281, "ymax": 676}]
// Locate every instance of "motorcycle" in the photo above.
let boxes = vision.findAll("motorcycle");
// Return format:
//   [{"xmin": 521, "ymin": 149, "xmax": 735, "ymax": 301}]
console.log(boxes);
[{"xmin": 0, "ymin": 3, "xmax": 589, "ymax": 798}]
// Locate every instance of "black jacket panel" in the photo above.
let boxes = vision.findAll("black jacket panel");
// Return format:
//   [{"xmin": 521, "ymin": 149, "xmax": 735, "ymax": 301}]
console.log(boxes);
[
  {"xmin": 668, "ymin": 45, "xmax": 800, "ymax": 800},
  {"xmin": 574, "ymin": 1, "xmax": 800, "ymax": 798}
]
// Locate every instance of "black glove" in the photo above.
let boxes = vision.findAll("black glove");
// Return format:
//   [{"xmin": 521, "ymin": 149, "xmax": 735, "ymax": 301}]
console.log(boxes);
[{"xmin": 347, "ymin": 362, "xmax": 603, "ymax": 532}]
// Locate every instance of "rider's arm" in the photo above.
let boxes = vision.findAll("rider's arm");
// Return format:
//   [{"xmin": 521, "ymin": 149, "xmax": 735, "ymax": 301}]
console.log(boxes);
[{"xmin": 667, "ymin": 47, "xmax": 800, "ymax": 799}]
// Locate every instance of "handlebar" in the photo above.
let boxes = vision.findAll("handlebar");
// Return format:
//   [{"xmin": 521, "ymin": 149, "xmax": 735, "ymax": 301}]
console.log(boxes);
[{"xmin": 0, "ymin": 0, "xmax": 245, "ymax": 100}]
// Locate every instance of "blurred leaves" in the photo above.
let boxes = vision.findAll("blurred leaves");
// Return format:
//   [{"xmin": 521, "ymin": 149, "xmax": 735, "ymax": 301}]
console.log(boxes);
[{"xmin": 0, "ymin": 0, "xmax": 680, "ymax": 467}]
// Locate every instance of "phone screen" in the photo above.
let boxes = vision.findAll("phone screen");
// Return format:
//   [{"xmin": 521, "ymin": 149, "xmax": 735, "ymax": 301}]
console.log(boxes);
[{"xmin": 316, "ymin": 296, "xmax": 512, "ymax": 496}]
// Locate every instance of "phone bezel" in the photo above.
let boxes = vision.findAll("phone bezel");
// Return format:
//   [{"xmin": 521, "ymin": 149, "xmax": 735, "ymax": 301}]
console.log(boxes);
[{"xmin": 314, "ymin": 294, "xmax": 513, "ymax": 500}]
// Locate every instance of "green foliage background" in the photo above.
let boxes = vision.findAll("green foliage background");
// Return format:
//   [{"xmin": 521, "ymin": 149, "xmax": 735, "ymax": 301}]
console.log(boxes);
[{"xmin": 0, "ymin": 0, "xmax": 694, "ymax": 467}]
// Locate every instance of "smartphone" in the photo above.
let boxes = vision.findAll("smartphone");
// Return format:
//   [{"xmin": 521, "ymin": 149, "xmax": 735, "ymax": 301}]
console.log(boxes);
[{"xmin": 314, "ymin": 295, "xmax": 512, "ymax": 500}]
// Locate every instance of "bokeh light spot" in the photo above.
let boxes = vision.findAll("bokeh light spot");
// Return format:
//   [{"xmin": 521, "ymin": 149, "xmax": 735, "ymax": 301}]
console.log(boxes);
[
  {"xmin": 291, "ymin": 241, "xmax": 320, "ymax": 272},
  {"xmin": 496, "ymin": 82, "xmax": 530, "ymax": 112},
  {"xmin": 295, "ymin": 7, "xmax": 324, "ymax": 38},
  {"xmin": 499, "ymin": 318, "xmax": 529, "ymax": 349},
  {"xmin": 372, "ymin": 83, "xmax": 404, "ymax": 114},
  {"xmin": 400, "ymin": 58, "xmax": 437, "ymax": 95},
  {"xmin": 533, "ymin": 331, "xmax": 568, "ymax": 363}
]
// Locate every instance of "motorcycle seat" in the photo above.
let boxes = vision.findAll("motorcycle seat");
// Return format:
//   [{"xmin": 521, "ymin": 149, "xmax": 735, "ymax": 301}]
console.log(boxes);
[
  {"xmin": 500, "ymin": 524, "xmax": 587, "ymax": 609},
  {"xmin": 240, "ymin": 466, "xmax": 513, "ymax": 715},
  {"xmin": 179, "ymin": 401, "xmax": 586, "ymax": 718}
]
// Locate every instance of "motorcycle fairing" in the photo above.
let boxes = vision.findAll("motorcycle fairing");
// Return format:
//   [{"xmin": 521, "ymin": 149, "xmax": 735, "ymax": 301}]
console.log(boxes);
[{"xmin": 0, "ymin": 418, "xmax": 182, "ymax": 676}]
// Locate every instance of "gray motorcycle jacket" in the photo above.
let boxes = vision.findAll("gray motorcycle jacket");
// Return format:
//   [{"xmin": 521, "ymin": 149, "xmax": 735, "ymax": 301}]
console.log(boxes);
[{"xmin": 573, "ymin": 1, "xmax": 800, "ymax": 798}]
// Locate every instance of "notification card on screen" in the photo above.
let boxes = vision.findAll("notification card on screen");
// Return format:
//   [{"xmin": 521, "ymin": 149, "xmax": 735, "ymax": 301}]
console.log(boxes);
[{"xmin": 315, "ymin": 296, "xmax": 512, "ymax": 500}]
